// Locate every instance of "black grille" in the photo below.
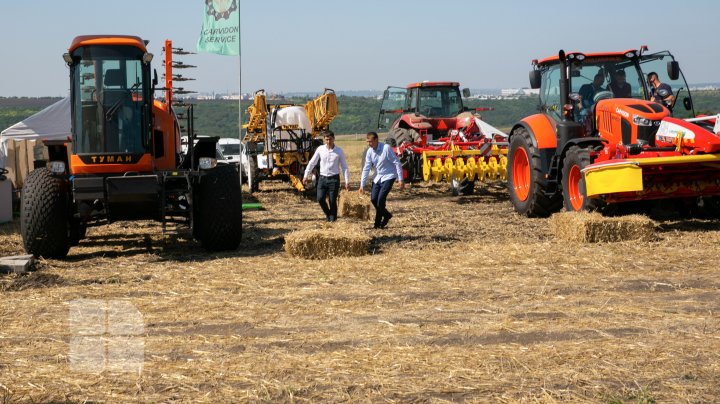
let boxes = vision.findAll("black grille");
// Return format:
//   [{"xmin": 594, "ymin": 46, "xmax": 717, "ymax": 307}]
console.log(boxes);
[
  {"xmin": 621, "ymin": 118, "xmax": 632, "ymax": 144},
  {"xmin": 648, "ymin": 103, "xmax": 665, "ymax": 113},
  {"xmin": 637, "ymin": 125, "xmax": 659, "ymax": 146},
  {"xmin": 627, "ymin": 104, "xmax": 653, "ymax": 113}
]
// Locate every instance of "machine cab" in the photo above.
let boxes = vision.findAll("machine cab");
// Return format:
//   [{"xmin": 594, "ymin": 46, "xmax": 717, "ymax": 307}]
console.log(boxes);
[
  {"xmin": 64, "ymin": 35, "xmax": 154, "ymax": 173},
  {"xmin": 377, "ymin": 82, "xmax": 465, "ymax": 134}
]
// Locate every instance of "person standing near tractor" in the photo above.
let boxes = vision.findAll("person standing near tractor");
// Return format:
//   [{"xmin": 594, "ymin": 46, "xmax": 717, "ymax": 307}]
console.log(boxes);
[
  {"xmin": 303, "ymin": 130, "xmax": 350, "ymax": 222},
  {"xmin": 648, "ymin": 72, "xmax": 675, "ymax": 110},
  {"xmin": 359, "ymin": 131, "xmax": 404, "ymax": 229}
]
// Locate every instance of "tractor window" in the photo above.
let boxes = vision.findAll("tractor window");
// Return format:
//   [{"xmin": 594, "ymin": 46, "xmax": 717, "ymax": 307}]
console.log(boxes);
[
  {"xmin": 418, "ymin": 86, "xmax": 462, "ymax": 118},
  {"xmin": 378, "ymin": 86, "xmax": 407, "ymax": 130},
  {"xmin": 71, "ymin": 45, "xmax": 148, "ymax": 155},
  {"xmin": 639, "ymin": 52, "xmax": 695, "ymax": 118},
  {"xmin": 540, "ymin": 66, "xmax": 562, "ymax": 120}
]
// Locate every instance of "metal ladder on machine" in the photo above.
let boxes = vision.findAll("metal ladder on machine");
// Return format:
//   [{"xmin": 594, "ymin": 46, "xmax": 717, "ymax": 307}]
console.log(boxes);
[{"xmin": 160, "ymin": 171, "xmax": 192, "ymax": 235}]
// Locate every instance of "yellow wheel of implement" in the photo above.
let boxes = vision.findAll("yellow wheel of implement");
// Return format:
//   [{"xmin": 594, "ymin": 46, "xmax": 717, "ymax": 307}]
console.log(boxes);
[
  {"xmin": 499, "ymin": 156, "xmax": 508, "ymax": 181},
  {"xmin": 422, "ymin": 152, "xmax": 431, "ymax": 181},
  {"xmin": 465, "ymin": 157, "xmax": 477, "ymax": 182},
  {"xmin": 454, "ymin": 158, "xmax": 466, "ymax": 181},
  {"xmin": 477, "ymin": 159, "xmax": 489, "ymax": 182},
  {"xmin": 443, "ymin": 158, "xmax": 455, "ymax": 182},
  {"xmin": 488, "ymin": 157, "xmax": 499, "ymax": 180},
  {"xmin": 432, "ymin": 158, "xmax": 443, "ymax": 182}
]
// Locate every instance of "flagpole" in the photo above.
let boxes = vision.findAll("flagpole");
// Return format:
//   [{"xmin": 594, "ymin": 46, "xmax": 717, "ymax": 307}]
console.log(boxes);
[{"xmin": 237, "ymin": 1, "xmax": 243, "ymax": 223}]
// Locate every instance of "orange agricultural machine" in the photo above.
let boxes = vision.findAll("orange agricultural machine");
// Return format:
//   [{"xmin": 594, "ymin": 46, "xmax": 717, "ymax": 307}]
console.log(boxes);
[
  {"xmin": 377, "ymin": 82, "xmax": 508, "ymax": 195},
  {"xmin": 20, "ymin": 35, "xmax": 241, "ymax": 258},
  {"xmin": 507, "ymin": 47, "xmax": 720, "ymax": 216}
]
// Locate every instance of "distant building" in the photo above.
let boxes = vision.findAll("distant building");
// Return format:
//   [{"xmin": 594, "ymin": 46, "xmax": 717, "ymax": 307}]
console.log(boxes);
[{"xmin": 501, "ymin": 88, "xmax": 522, "ymax": 97}]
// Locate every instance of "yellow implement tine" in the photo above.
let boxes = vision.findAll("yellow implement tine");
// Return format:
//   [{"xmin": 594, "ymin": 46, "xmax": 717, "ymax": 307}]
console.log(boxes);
[
  {"xmin": 499, "ymin": 156, "xmax": 508, "ymax": 181},
  {"xmin": 432, "ymin": 158, "xmax": 443, "ymax": 182},
  {"xmin": 422, "ymin": 152, "xmax": 431, "ymax": 181},
  {"xmin": 465, "ymin": 157, "xmax": 477, "ymax": 182},
  {"xmin": 443, "ymin": 158, "xmax": 454, "ymax": 182}
]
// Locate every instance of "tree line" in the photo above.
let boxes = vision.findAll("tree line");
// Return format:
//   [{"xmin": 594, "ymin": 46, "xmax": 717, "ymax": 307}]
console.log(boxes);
[{"xmin": 1, "ymin": 91, "xmax": 719, "ymax": 138}]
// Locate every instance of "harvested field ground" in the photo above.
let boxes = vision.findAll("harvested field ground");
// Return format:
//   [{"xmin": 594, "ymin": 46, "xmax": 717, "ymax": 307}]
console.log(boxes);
[{"xmin": 1, "ymin": 138, "xmax": 720, "ymax": 402}]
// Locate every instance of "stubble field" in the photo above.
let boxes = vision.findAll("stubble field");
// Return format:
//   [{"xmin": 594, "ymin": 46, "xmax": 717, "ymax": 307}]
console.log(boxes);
[{"xmin": 1, "ymin": 137, "xmax": 719, "ymax": 402}]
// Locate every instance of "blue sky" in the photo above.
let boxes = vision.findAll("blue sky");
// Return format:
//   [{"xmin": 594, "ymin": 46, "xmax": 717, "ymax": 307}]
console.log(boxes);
[{"xmin": 1, "ymin": 0, "xmax": 718, "ymax": 97}]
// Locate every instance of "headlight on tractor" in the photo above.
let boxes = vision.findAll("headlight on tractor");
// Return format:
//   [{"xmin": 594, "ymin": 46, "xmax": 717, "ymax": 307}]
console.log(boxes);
[
  {"xmin": 48, "ymin": 161, "xmax": 66, "ymax": 174},
  {"xmin": 198, "ymin": 157, "xmax": 217, "ymax": 170},
  {"xmin": 632, "ymin": 114, "xmax": 652, "ymax": 126}
]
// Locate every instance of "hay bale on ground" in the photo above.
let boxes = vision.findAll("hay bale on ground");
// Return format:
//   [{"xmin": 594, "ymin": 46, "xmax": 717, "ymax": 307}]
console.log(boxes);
[
  {"xmin": 338, "ymin": 190, "xmax": 372, "ymax": 220},
  {"xmin": 285, "ymin": 222, "xmax": 370, "ymax": 259},
  {"xmin": 549, "ymin": 211, "xmax": 656, "ymax": 243}
]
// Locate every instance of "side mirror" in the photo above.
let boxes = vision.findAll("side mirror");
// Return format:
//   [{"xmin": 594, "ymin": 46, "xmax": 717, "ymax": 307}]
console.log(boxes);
[
  {"xmin": 683, "ymin": 97, "xmax": 692, "ymax": 111},
  {"xmin": 153, "ymin": 69, "xmax": 158, "ymax": 88},
  {"xmin": 667, "ymin": 61, "xmax": 680, "ymax": 81},
  {"xmin": 529, "ymin": 70, "xmax": 542, "ymax": 89},
  {"xmin": 462, "ymin": 88, "xmax": 471, "ymax": 98}
]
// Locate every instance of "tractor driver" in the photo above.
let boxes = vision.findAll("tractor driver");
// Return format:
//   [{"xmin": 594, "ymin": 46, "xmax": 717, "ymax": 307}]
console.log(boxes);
[
  {"xmin": 577, "ymin": 73, "xmax": 605, "ymax": 119},
  {"xmin": 608, "ymin": 70, "xmax": 631, "ymax": 98},
  {"xmin": 578, "ymin": 73, "xmax": 605, "ymax": 110}
]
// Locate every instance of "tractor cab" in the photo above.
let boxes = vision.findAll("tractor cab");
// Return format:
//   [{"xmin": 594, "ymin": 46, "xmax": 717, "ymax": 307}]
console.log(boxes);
[
  {"xmin": 64, "ymin": 35, "xmax": 155, "ymax": 175},
  {"xmin": 530, "ymin": 48, "xmax": 695, "ymax": 146},
  {"xmin": 378, "ymin": 82, "xmax": 469, "ymax": 139}
]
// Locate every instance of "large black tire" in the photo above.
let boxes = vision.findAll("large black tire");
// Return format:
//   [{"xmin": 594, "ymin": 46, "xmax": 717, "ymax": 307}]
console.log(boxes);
[
  {"xmin": 561, "ymin": 146, "xmax": 603, "ymax": 212},
  {"xmin": 506, "ymin": 127, "xmax": 562, "ymax": 217},
  {"xmin": 387, "ymin": 127, "xmax": 419, "ymax": 146},
  {"xmin": 21, "ymin": 168, "xmax": 71, "ymax": 258},
  {"xmin": 194, "ymin": 165, "xmax": 242, "ymax": 251}
]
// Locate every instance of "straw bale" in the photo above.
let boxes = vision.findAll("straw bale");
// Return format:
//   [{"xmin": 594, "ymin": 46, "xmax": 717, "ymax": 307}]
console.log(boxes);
[
  {"xmin": 338, "ymin": 190, "xmax": 372, "ymax": 220},
  {"xmin": 285, "ymin": 222, "xmax": 369, "ymax": 259},
  {"xmin": 549, "ymin": 211, "xmax": 656, "ymax": 242}
]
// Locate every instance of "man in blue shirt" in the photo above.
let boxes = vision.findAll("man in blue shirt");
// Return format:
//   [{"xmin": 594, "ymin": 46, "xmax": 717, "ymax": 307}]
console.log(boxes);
[
  {"xmin": 578, "ymin": 73, "xmax": 605, "ymax": 111},
  {"xmin": 359, "ymin": 132, "xmax": 405, "ymax": 229},
  {"xmin": 648, "ymin": 72, "xmax": 675, "ymax": 111},
  {"xmin": 304, "ymin": 130, "xmax": 350, "ymax": 222}
]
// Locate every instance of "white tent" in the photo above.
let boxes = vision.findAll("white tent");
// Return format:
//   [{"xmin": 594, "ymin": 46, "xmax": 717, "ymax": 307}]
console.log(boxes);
[{"xmin": 0, "ymin": 97, "xmax": 71, "ymax": 187}]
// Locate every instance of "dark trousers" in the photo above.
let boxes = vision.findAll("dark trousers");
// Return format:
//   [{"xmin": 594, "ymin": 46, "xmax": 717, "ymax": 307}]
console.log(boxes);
[
  {"xmin": 317, "ymin": 175, "xmax": 340, "ymax": 221},
  {"xmin": 370, "ymin": 178, "xmax": 394, "ymax": 227}
]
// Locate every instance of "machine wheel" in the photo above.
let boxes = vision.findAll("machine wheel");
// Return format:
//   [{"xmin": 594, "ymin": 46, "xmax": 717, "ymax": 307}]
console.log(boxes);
[
  {"xmin": 20, "ymin": 168, "xmax": 71, "ymax": 258},
  {"xmin": 194, "ymin": 165, "xmax": 242, "ymax": 251},
  {"xmin": 451, "ymin": 175, "xmax": 475, "ymax": 196},
  {"xmin": 242, "ymin": 142, "xmax": 259, "ymax": 194},
  {"xmin": 304, "ymin": 165, "xmax": 320, "ymax": 194},
  {"xmin": 561, "ymin": 146, "xmax": 602, "ymax": 212},
  {"xmin": 400, "ymin": 150, "xmax": 419, "ymax": 183},
  {"xmin": 507, "ymin": 127, "xmax": 562, "ymax": 217}
]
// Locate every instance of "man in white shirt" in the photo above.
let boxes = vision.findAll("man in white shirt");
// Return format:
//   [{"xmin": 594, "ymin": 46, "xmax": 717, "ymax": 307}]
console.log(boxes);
[
  {"xmin": 303, "ymin": 130, "xmax": 350, "ymax": 222},
  {"xmin": 359, "ymin": 131, "xmax": 404, "ymax": 229}
]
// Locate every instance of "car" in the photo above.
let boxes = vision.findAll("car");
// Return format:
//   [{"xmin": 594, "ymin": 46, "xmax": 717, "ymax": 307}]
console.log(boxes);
[{"xmin": 218, "ymin": 137, "xmax": 242, "ymax": 165}]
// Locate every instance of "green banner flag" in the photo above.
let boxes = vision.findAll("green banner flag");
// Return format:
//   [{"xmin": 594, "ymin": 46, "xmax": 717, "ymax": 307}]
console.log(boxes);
[{"xmin": 197, "ymin": 0, "xmax": 240, "ymax": 56}]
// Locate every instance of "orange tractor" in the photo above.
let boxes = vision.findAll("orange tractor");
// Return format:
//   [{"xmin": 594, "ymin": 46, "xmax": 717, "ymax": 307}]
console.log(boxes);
[
  {"xmin": 20, "ymin": 35, "xmax": 242, "ymax": 258},
  {"xmin": 507, "ymin": 47, "xmax": 720, "ymax": 216},
  {"xmin": 377, "ymin": 82, "xmax": 508, "ymax": 195}
]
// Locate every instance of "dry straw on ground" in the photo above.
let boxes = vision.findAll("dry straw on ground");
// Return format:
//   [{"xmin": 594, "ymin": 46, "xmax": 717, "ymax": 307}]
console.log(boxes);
[
  {"xmin": 550, "ymin": 211, "xmax": 656, "ymax": 242},
  {"xmin": 338, "ymin": 190, "xmax": 372, "ymax": 220},
  {"xmin": 284, "ymin": 222, "xmax": 370, "ymax": 259}
]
